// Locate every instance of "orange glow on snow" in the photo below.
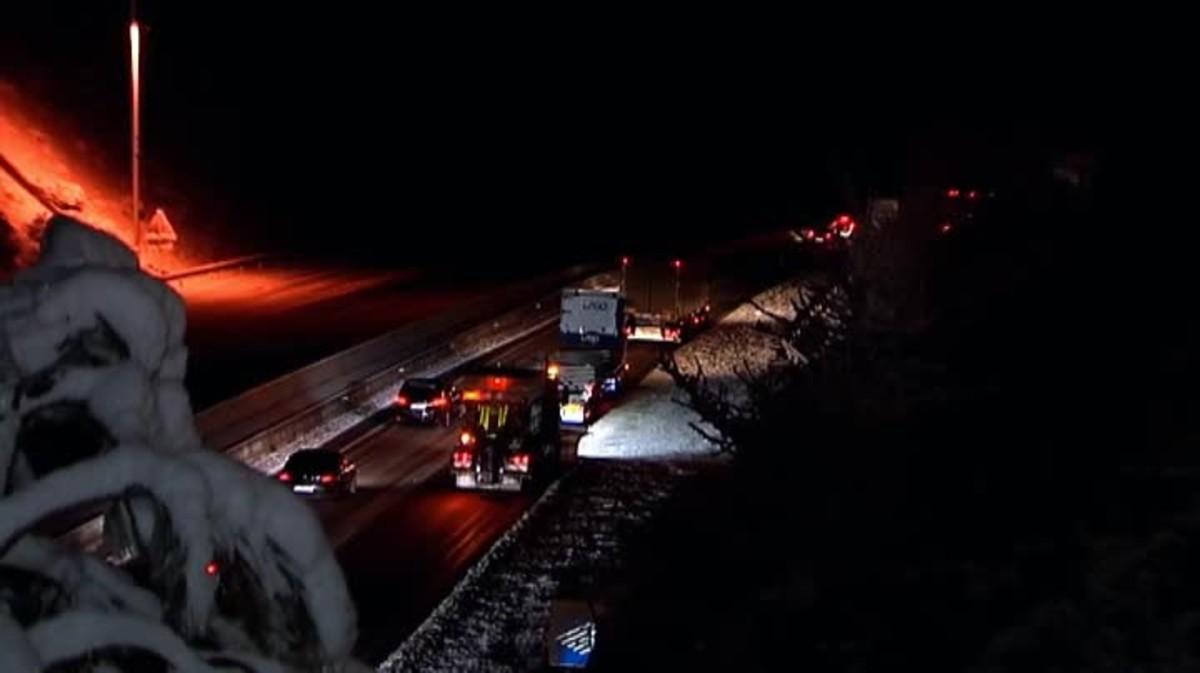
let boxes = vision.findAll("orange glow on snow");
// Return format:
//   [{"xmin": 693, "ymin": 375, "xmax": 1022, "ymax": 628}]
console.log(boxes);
[{"xmin": 0, "ymin": 81, "xmax": 194, "ymax": 273}]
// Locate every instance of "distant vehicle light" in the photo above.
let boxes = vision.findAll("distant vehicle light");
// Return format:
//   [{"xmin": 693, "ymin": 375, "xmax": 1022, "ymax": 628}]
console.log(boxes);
[
  {"xmin": 462, "ymin": 390, "xmax": 483, "ymax": 401},
  {"xmin": 620, "ymin": 256, "xmax": 631, "ymax": 267},
  {"xmin": 320, "ymin": 474, "xmax": 336, "ymax": 485},
  {"xmin": 940, "ymin": 223, "xmax": 953, "ymax": 234},
  {"xmin": 547, "ymin": 364, "xmax": 560, "ymax": 380},
  {"xmin": 801, "ymin": 228, "xmax": 816, "ymax": 240},
  {"xmin": 278, "ymin": 472, "xmax": 292, "ymax": 483},
  {"xmin": 967, "ymin": 190, "xmax": 979, "ymax": 200},
  {"xmin": 453, "ymin": 451, "xmax": 473, "ymax": 469},
  {"xmin": 396, "ymin": 395, "xmax": 409, "ymax": 406},
  {"xmin": 205, "ymin": 561, "xmax": 221, "ymax": 577},
  {"xmin": 460, "ymin": 431, "xmax": 476, "ymax": 446},
  {"xmin": 947, "ymin": 188, "xmax": 961, "ymax": 198},
  {"xmin": 672, "ymin": 259, "xmax": 683, "ymax": 270}
]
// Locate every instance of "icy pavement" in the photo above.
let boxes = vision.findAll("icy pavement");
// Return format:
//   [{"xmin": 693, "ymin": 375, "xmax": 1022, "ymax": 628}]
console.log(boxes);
[
  {"xmin": 378, "ymin": 460, "xmax": 697, "ymax": 673},
  {"xmin": 577, "ymin": 369, "xmax": 720, "ymax": 459}
]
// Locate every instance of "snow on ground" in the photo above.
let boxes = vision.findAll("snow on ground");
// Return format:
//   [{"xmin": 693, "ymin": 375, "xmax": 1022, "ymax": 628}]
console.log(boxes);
[
  {"xmin": 577, "ymin": 369, "xmax": 720, "ymax": 459},
  {"xmin": 378, "ymin": 460, "xmax": 696, "ymax": 673},
  {"xmin": 672, "ymin": 278, "xmax": 846, "ymax": 408}
]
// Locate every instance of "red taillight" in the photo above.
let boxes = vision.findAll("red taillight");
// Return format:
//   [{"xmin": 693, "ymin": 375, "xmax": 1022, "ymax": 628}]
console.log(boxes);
[
  {"xmin": 278, "ymin": 472, "xmax": 292, "ymax": 483},
  {"xmin": 672, "ymin": 259, "xmax": 683, "ymax": 270},
  {"xmin": 940, "ymin": 223, "xmax": 953, "ymax": 234},
  {"xmin": 453, "ymin": 451, "xmax": 473, "ymax": 469},
  {"xmin": 460, "ymin": 431, "xmax": 475, "ymax": 446},
  {"xmin": 430, "ymin": 396, "xmax": 448, "ymax": 408},
  {"xmin": 801, "ymin": 228, "xmax": 815, "ymax": 240},
  {"xmin": 506, "ymin": 453, "xmax": 530, "ymax": 473},
  {"xmin": 205, "ymin": 561, "xmax": 221, "ymax": 577},
  {"xmin": 397, "ymin": 395, "xmax": 409, "ymax": 407},
  {"xmin": 320, "ymin": 474, "xmax": 336, "ymax": 485},
  {"xmin": 947, "ymin": 188, "xmax": 960, "ymax": 198}
]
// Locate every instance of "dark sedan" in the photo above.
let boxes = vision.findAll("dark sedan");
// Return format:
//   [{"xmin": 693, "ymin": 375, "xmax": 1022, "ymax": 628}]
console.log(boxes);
[
  {"xmin": 395, "ymin": 378, "xmax": 453, "ymax": 426},
  {"xmin": 277, "ymin": 449, "xmax": 358, "ymax": 497}
]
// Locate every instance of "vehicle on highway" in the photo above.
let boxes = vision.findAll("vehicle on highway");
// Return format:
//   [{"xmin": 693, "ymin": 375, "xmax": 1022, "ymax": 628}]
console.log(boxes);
[
  {"xmin": 277, "ymin": 448, "xmax": 358, "ymax": 497},
  {"xmin": 551, "ymin": 288, "xmax": 628, "ymax": 425},
  {"xmin": 449, "ymin": 368, "xmax": 560, "ymax": 492},
  {"xmin": 395, "ymin": 377, "xmax": 453, "ymax": 426},
  {"xmin": 549, "ymin": 348, "xmax": 628, "ymax": 426},
  {"xmin": 678, "ymin": 303, "xmax": 714, "ymax": 341},
  {"xmin": 938, "ymin": 187, "xmax": 992, "ymax": 236},
  {"xmin": 625, "ymin": 311, "xmax": 682, "ymax": 343},
  {"xmin": 791, "ymin": 213, "xmax": 858, "ymax": 250}
]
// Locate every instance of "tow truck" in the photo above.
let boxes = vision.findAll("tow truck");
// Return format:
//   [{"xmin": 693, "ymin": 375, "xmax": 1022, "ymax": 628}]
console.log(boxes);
[{"xmin": 449, "ymin": 368, "xmax": 560, "ymax": 492}]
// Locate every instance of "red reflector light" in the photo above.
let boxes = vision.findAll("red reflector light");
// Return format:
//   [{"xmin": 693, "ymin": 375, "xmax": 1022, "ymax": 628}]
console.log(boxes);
[
  {"xmin": 205, "ymin": 561, "xmax": 221, "ymax": 577},
  {"xmin": 278, "ymin": 472, "xmax": 292, "ymax": 483},
  {"xmin": 320, "ymin": 474, "xmax": 336, "ymax": 485},
  {"xmin": 506, "ymin": 453, "xmax": 530, "ymax": 472},
  {"xmin": 453, "ymin": 451, "xmax": 473, "ymax": 469},
  {"xmin": 397, "ymin": 395, "xmax": 409, "ymax": 406}
]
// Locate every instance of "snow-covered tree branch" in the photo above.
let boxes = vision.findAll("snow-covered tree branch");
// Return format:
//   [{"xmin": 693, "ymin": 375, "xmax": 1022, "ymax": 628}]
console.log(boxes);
[{"xmin": 0, "ymin": 216, "xmax": 365, "ymax": 672}]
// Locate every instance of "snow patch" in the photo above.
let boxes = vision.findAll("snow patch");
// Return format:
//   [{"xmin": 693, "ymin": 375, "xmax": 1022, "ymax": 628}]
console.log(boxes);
[{"xmin": 577, "ymin": 369, "xmax": 720, "ymax": 459}]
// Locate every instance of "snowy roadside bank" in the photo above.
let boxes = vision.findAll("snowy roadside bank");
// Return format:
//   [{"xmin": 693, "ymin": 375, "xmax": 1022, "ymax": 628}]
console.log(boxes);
[{"xmin": 378, "ymin": 460, "xmax": 698, "ymax": 673}]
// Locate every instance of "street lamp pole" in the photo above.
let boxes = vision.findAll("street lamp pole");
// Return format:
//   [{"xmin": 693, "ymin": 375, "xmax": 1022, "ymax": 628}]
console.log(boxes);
[
  {"xmin": 672, "ymin": 259, "xmax": 682, "ymax": 315},
  {"xmin": 130, "ymin": 19, "xmax": 142, "ymax": 257}
]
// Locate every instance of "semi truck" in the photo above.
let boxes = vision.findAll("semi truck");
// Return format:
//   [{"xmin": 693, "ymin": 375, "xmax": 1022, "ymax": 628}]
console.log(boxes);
[{"xmin": 549, "ymin": 288, "xmax": 627, "ymax": 426}]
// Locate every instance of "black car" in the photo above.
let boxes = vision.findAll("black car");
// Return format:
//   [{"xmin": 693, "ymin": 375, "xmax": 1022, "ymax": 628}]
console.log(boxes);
[
  {"xmin": 396, "ymin": 378, "xmax": 453, "ymax": 426},
  {"xmin": 277, "ymin": 449, "xmax": 358, "ymax": 497}
]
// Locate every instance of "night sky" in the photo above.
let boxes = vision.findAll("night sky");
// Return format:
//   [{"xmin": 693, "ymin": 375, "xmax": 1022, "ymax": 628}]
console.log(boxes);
[{"xmin": 2, "ymin": 2, "xmax": 1111, "ymax": 265}]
